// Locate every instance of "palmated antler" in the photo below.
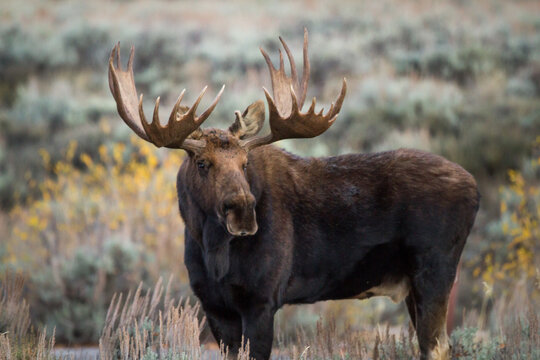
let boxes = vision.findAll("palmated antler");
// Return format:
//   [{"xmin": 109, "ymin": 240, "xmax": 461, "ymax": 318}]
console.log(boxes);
[
  {"xmin": 108, "ymin": 43, "xmax": 224, "ymax": 151},
  {"xmin": 240, "ymin": 28, "xmax": 347, "ymax": 149}
]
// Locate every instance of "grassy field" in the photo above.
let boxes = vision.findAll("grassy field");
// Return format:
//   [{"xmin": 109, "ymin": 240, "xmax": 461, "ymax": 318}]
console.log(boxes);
[
  {"xmin": 0, "ymin": 0, "xmax": 539, "ymax": 357},
  {"xmin": 1, "ymin": 273, "xmax": 539, "ymax": 359}
]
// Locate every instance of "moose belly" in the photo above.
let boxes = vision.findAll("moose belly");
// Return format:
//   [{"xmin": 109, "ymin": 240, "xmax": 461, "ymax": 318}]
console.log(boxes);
[
  {"xmin": 284, "ymin": 274, "xmax": 410, "ymax": 305},
  {"xmin": 284, "ymin": 240, "xmax": 409, "ymax": 305},
  {"xmin": 352, "ymin": 277, "xmax": 410, "ymax": 303}
]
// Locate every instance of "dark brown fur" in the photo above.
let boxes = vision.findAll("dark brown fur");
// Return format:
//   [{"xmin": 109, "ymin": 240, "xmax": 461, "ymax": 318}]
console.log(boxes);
[{"xmin": 176, "ymin": 129, "xmax": 479, "ymax": 360}]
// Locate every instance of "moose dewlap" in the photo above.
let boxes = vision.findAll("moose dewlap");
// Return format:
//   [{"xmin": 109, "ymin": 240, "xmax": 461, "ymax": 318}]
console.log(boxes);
[{"xmin": 109, "ymin": 29, "xmax": 479, "ymax": 360}]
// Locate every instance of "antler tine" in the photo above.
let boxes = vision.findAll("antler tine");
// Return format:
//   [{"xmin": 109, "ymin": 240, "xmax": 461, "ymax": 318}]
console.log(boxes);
[
  {"xmin": 108, "ymin": 44, "xmax": 224, "ymax": 150},
  {"xmin": 168, "ymin": 89, "xmax": 187, "ymax": 124},
  {"xmin": 289, "ymin": 84, "xmax": 300, "ymax": 115},
  {"xmin": 260, "ymin": 47, "xmax": 276, "ymax": 72},
  {"xmin": 326, "ymin": 78, "xmax": 347, "ymax": 119},
  {"xmin": 197, "ymin": 85, "xmax": 226, "ymax": 123},
  {"xmin": 108, "ymin": 44, "xmax": 151, "ymax": 142},
  {"xmin": 279, "ymin": 28, "xmax": 310, "ymax": 108},
  {"xmin": 185, "ymin": 86, "xmax": 207, "ymax": 119},
  {"xmin": 280, "ymin": 37, "xmax": 298, "ymax": 90},
  {"xmin": 127, "ymin": 45, "xmax": 134, "ymax": 70},
  {"xmin": 153, "ymin": 97, "xmax": 161, "ymax": 127},
  {"xmin": 300, "ymin": 28, "xmax": 310, "ymax": 108},
  {"xmin": 115, "ymin": 42, "xmax": 122, "ymax": 70}
]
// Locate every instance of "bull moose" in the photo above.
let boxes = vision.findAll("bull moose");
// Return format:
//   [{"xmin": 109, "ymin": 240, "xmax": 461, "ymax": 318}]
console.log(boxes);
[{"xmin": 108, "ymin": 29, "xmax": 479, "ymax": 360}]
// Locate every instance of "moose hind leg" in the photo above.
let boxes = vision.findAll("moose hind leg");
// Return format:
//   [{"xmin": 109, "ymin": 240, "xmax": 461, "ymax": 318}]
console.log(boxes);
[
  {"xmin": 405, "ymin": 293, "xmax": 417, "ymax": 329},
  {"xmin": 415, "ymin": 296, "xmax": 450, "ymax": 360},
  {"xmin": 409, "ymin": 258, "xmax": 456, "ymax": 360}
]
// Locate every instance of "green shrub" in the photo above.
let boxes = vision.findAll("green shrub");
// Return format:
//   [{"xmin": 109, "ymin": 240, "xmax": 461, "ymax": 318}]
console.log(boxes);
[
  {"xmin": 62, "ymin": 23, "xmax": 112, "ymax": 69},
  {"xmin": 29, "ymin": 238, "xmax": 149, "ymax": 344}
]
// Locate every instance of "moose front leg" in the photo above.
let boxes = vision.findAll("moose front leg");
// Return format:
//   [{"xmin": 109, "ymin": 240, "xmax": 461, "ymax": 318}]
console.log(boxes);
[
  {"xmin": 205, "ymin": 307, "xmax": 243, "ymax": 356},
  {"xmin": 240, "ymin": 305, "xmax": 276, "ymax": 360}
]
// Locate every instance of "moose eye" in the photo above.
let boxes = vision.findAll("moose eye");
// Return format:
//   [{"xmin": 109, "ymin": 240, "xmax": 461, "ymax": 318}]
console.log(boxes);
[{"xmin": 197, "ymin": 160, "xmax": 207, "ymax": 169}]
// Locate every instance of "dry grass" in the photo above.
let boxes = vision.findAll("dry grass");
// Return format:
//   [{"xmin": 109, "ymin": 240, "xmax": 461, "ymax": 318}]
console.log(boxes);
[
  {"xmin": 502, "ymin": 306, "xmax": 539, "ymax": 359},
  {"xmin": 99, "ymin": 275, "xmax": 205, "ymax": 359},
  {"xmin": 0, "ymin": 271, "xmax": 55, "ymax": 360},
  {"xmin": 0, "ymin": 272, "xmax": 538, "ymax": 359},
  {"xmin": 98, "ymin": 276, "xmax": 255, "ymax": 359},
  {"xmin": 277, "ymin": 319, "xmax": 419, "ymax": 359},
  {"xmin": 0, "ymin": 271, "xmax": 30, "ymax": 338},
  {"xmin": 0, "ymin": 328, "xmax": 56, "ymax": 360},
  {"xmin": 277, "ymin": 309, "xmax": 539, "ymax": 359}
]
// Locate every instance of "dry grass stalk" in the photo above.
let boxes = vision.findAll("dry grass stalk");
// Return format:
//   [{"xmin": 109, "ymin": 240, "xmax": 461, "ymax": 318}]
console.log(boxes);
[
  {"xmin": 0, "ymin": 271, "xmax": 55, "ymax": 360},
  {"xmin": 236, "ymin": 336, "xmax": 251, "ymax": 360},
  {"xmin": 216, "ymin": 336, "xmax": 253, "ymax": 360},
  {"xmin": 502, "ymin": 304, "xmax": 539, "ymax": 359},
  {"xmin": 0, "ymin": 329, "xmax": 55, "ymax": 360},
  {"xmin": 0, "ymin": 271, "xmax": 31, "ymax": 338},
  {"xmin": 218, "ymin": 340, "xmax": 229, "ymax": 359},
  {"xmin": 276, "ymin": 318, "xmax": 422, "ymax": 359},
  {"xmin": 1, "ymin": 274, "xmax": 536, "ymax": 359},
  {"xmin": 99, "ymin": 275, "xmax": 206, "ymax": 359},
  {"xmin": 0, "ymin": 333, "xmax": 11, "ymax": 360}
]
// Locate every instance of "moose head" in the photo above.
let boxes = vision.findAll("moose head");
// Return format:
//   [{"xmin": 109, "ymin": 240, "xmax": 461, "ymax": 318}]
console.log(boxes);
[{"xmin": 108, "ymin": 29, "xmax": 346, "ymax": 237}]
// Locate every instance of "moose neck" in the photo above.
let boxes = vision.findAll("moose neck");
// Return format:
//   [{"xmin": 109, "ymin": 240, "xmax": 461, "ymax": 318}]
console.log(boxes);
[{"xmin": 202, "ymin": 216, "xmax": 232, "ymax": 281}]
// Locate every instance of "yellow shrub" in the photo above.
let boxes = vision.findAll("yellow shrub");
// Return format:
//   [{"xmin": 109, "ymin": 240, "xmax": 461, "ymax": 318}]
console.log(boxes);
[
  {"xmin": 5, "ymin": 136, "xmax": 188, "ymax": 284},
  {"xmin": 497, "ymin": 164, "xmax": 539, "ymax": 281},
  {"xmin": 476, "ymin": 138, "xmax": 539, "ymax": 294}
]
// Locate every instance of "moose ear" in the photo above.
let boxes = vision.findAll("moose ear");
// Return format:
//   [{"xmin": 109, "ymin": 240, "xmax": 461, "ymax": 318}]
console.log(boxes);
[{"xmin": 229, "ymin": 100, "xmax": 265, "ymax": 139}]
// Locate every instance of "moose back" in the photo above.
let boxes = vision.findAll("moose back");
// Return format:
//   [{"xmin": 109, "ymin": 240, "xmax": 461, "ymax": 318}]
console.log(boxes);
[{"xmin": 109, "ymin": 29, "xmax": 479, "ymax": 360}]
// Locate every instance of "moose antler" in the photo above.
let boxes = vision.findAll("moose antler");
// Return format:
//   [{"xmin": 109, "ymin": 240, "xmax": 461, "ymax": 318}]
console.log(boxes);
[
  {"xmin": 240, "ymin": 29, "xmax": 347, "ymax": 149},
  {"xmin": 108, "ymin": 43, "xmax": 224, "ymax": 151}
]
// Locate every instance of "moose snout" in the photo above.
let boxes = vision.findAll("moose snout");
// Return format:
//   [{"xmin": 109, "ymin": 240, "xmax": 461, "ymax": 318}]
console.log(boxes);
[
  {"xmin": 220, "ymin": 193, "xmax": 255, "ymax": 215},
  {"xmin": 219, "ymin": 194, "xmax": 258, "ymax": 237}
]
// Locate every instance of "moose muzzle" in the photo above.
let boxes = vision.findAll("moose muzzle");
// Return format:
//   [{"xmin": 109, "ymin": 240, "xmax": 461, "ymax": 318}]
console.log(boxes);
[{"xmin": 220, "ymin": 194, "xmax": 258, "ymax": 237}]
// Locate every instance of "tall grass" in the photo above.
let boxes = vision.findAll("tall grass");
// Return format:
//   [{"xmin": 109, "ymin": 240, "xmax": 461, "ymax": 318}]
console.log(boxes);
[
  {"xmin": 0, "ymin": 271, "xmax": 30, "ymax": 338},
  {"xmin": 0, "ymin": 270, "xmax": 538, "ymax": 359},
  {"xmin": 0, "ymin": 271, "xmax": 55, "ymax": 360},
  {"xmin": 99, "ymin": 276, "xmax": 205, "ymax": 359}
]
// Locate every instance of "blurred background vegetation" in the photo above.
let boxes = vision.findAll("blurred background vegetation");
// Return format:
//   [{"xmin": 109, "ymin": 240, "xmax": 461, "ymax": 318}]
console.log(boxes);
[{"xmin": 0, "ymin": 0, "xmax": 538, "ymax": 350}]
